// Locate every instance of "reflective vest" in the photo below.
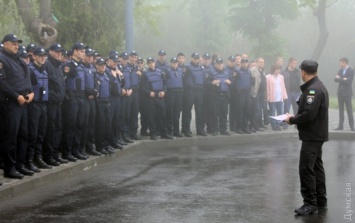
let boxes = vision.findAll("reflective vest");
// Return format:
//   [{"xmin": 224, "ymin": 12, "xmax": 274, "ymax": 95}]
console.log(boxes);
[
  {"xmin": 96, "ymin": 72, "xmax": 110, "ymax": 98},
  {"xmin": 166, "ymin": 67, "xmax": 183, "ymax": 89},
  {"xmin": 146, "ymin": 69, "xmax": 164, "ymax": 91},
  {"xmin": 65, "ymin": 61, "xmax": 85, "ymax": 92},
  {"xmin": 28, "ymin": 63, "xmax": 49, "ymax": 101}
]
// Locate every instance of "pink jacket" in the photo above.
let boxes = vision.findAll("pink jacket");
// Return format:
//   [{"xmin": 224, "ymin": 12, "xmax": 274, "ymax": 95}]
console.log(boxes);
[{"xmin": 266, "ymin": 74, "xmax": 288, "ymax": 102}]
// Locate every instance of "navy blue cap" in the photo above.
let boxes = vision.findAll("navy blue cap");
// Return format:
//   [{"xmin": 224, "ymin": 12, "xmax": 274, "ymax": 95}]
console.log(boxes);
[
  {"xmin": 191, "ymin": 52, "xmax": 200, "ymax": 59},
  {"xmin": 0, "ymin": 43, "xmax": 3, "ymax": 50},
  {"xmin": 228, "ymin": 56, "xmax": 236, "ymax": 62},
  {"xmin": 72, "ymin": 42, "xmax": 86, "ymax": 50},
  {"xmin": 170, "ymin": 57, "xmax": 178, "ymax": 63},
  {"xmin": 109, "ymin": 50, "xmax": 119, "ymax": 56},
  {"xmin": 49, "ymin": 43, "xmax": 64, "ymax": 52},
  {"xmin": 2, "ymin": 34, "xmax": 22, "ymax": 44},
  {"xmin": 138, "ymin": 57, "xmax": 144, "ymax": 63},
  {"xmin": 109, "ymin": 54, "xmax": 120, "ymax": 62},
  {"xmin": 19, "ymin": 45, "xmax": 26, "ymax": 52},
  {"xmin": 203, "ymin": 53, "xmax": 211, "ymax": 59},
  {"xmin": 147, "ymin": 57, "xmax": 155, "ymax": 63},
  {"xmin": 26, "ymin": 43, "xmax": 36, "ymax": 52},
  {"xmin": 96, "ymin": 58, "xmax": 106, "ymax": 65},
  {"xmin": 94, "ymin": 52, "xmax": 101, "ymax": 57},
  {"xmin": 299, "ymin": 60, "xmax": 318, "ymax": 73},
  {"xmin": 130, "ymin": 51, "xmax": 138, "ymax": 56},
  {"xmin": 85, "ymin": 48, "xmax": 95, "ymax": 56},
  {"xmin": 177, "ymin": 52, "xmax": 185, "ymax": 57},
  {"xmin": 158, "ymin": 50, "xmax": 167, "ymax": 56},
  {"xmin": 215, "ymin": 58, "xmax": 224, "ymax": 64},
  {"xmin": 120, "ymin": 52, "xmax": 129, "ymax": 59},
  {"xmin": 33, "ymin": 47, "xmax": 47, "ymax": 56},
  {"xmin": 19, "ymin": 50, "xmax": 30, "ymax": 58}
]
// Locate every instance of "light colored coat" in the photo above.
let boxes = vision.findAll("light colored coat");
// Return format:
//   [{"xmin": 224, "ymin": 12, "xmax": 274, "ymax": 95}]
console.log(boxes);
[
  {"xmin": 250, "ymin": 66, "xmax": 266, "ymax": 98},
  {"xmin": 266, "ymin": 73, "xmax": 288, "ymax": 102}
]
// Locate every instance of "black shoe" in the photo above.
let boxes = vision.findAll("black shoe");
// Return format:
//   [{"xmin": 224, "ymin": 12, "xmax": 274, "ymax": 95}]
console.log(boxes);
[
  {"xmin": 4, "ymin": 169, "xmax": 24, "ymax": 179},
  {"xmin": 62, "ymin": 154, "xmax": 77, "ymax": 162},
  {"xmin": 73, "ymin": 153, "xmax": 87, "ymax": 160},
  {"xmin": 105, "ymin": 146, "xmax": 115, "ymax": 154},
  {"xmin": 294, "ymin": 204, "xmax": 318, "ymax": 215},
  {"xmin": 17, "ymin": 166, "xmax": 34, "ymax": 176},
  {"xmin": 242, "ymin": 129, "xmax": 251, "ymax": 134},
  {"xmin": 87, "ymin": 149, "xmax": 102, "ymax": 156},
  {"xmin": 110, "ymin": 142, "xmax": 124, "ymax": 150},
  {"xmin": 25, "ymin": 162, "xmax": 41, "ymax": 173},
  {"xmin": 117, "ymin": 139, "xmax": 127, "ymax": 146},
  {"xmin": 34, "ymin": 156, "xmax": 53, "ymax": 169},
  {"xmin": 97, "ymin": 148, "xmax": 108, "ymax": 155},
  {"xmin": 54, "ymin": 156, "xmax": 68, "ymax": 164},
  {"xmin": 249, "ymin": 127, "xmax": 256, "ymax": 133},
  {"xmin": 45, "ymin": 158, "xmax": 60, "ymax": 167},
  {"xmin": 130, "ymin": 135, "xmax": 142, "ymax": 140},
  {"xmin": 150, "ymin": 135, "xmax": 158, "ymax": 140},
  {"xmin": 220, "ymin": 131, "xmax": 230, "ymax": 135},
  {"xmin": 123, "ymin": 134, "xmax": 134, "ymax": 143},
  {"xmin": 161, "ymin": 134, "xmax": 173, "ymax": 139},
  {"xmin": 0, "ymin": 182, "xmax": 2, "ymax": 186},
  {"xmin": 334, "ymin": 126, "xmax": 343, "ymax": 130},
  {"xmin": 183, "ymin": 132, "xmax": 192, "ymax": 137},
  {"xmin": 197, "ymin": 131, "xmax": 208, "ymax": 136},
  {"xmin": 173, "ymin": 132, "xmax": 183, "ymax": 137}
]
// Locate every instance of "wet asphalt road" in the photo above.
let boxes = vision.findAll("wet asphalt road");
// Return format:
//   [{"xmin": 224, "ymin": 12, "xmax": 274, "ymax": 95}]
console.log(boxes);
[{"xmin": 0, "ymin": 139, "xmax": 354, "ymax": 223}]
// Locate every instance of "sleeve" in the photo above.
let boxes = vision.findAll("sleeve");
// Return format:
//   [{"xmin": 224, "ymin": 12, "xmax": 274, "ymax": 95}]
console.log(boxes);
[
  {"xmin": 0, "ymin": 61, "xmax": 20, "ymax": 100},
  {"xmin": 289, "ymin": 90, "xmax": 322, "ymax": 125}
]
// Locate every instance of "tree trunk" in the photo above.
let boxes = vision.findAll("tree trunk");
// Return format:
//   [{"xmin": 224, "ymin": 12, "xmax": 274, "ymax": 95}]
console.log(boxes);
[
  {"xmin": 15, "ymin": 0, "xmax": 58, "ymax": 48},
  {"xmin": 311, "ymin": 0, "xmax": 328, "ymax": 61}
]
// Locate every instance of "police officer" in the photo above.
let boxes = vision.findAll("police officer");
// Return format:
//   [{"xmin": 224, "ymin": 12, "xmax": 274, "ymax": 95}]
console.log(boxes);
[
  {"xmin": 42, "ymin": 43, "xmax": 68, "ymax": 165},
  {"xmin": 285, "ymin": 60, "xmax": 328, "ymax": 215},
  {"xmin": 201, "ymin": 53, "xmax": 214, "ymax": 134},
  {"xmin": 165, "ymin": 57, "xmax": 184, "ymax": 137},
  {"xmin": 155, "ymin": 50, "xmax": 169, "ymax": 72},
  {"xmin": 61, "ymin": 42, "xmax": 87, "ymax": 162},
  {"xmin": 26, "ymin": 47, "xmax": 54, "ymax": 171},
  {"xmin": 0, "ymin": 34, "xmax": 34, "ymax": 179},
  {"xmin": 181, "ymin": 53, "xmax": 207, "ymax": 137},
  {"xmin": 226, "ymin": 56, "xmax": 238, "ymax": 131},
  {"xmin": 206, "ymin": 58, "xmax": 231, "ymax": 136},
  {"xmin": 106, "ymin": 54, "xmax": 125, "ymax": 150},
  {"xmin": 127, "ymin": 51, "xmax": 142, "ymax": 140},
  {"xmin": 233, "ymin": 58, "xmax": 253, "ymax": 134},
  {"xmin": 81, "ymin": 48, "xmax": 100, "ymax": 156},
  {"xmin": 140, "ymin": 58, "xmax": 172, "ymax": 140},
  {"xmin": 94, "ymin": 58, "xmax": 115, "ymax": 154}
]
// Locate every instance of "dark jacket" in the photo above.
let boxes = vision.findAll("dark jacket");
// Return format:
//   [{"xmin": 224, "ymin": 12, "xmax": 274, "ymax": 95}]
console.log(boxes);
[
  {"xmin": 335, "ymin": 66, "xmax": 354, "ymax": 97},
  {"xmin": 290, "ymin": 76, "xmax": 328, "ymax": 141},
  {"xmin": 0, "ymin": 50, "xmax": 32, "ymax": 100},
  {"xmin": 43, "ymin": 55, "xmax": 65, "ymax": 103}
]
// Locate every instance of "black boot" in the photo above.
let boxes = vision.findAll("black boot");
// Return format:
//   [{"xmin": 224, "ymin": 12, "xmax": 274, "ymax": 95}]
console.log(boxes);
[
  {"xmin": 25, "ymin": 158, "xmax": 41, "ymax": 173},
  {"xmin": 86, "ymin": 144, "xmax": 101, "ymax": 156},
  {"xmin": 122, "ymin": 133, "xmax": 134, "ymax": 143},
  {"xmin": 34, "ymin": 155, "xmax": 52, "ymax": 169},
  {"xmin": 16, "ymin": 163, "xmax": 35, "ymax": 176}
]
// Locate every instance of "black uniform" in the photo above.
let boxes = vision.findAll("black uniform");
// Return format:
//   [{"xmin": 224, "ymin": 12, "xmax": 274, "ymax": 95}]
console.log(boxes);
[
  {"xmin": 0, "ymin": 50, "xmax": 33, "ymax": 176},
  {"xmin": 289, "ymin": 75, "xmax": 328, "ymax": 208}
]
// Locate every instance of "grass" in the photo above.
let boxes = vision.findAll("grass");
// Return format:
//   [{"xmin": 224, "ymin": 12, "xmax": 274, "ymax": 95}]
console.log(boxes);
[{"xmin": 329, "ymin": 96, "xmax": 355, "ymax": 110}]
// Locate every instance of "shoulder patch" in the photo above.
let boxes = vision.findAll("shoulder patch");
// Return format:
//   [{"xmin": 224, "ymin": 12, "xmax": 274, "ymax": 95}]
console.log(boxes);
[
  {"xmin": 64, "ymin": 66, "xmax": 70, "ymax": 73},
  {"xmin": 309, "ymin": 90, "xmax": 315, "ymax": 95},
  {"xmin": 307, "ymin": 95, "xmax": 315, "ymax": 104}
]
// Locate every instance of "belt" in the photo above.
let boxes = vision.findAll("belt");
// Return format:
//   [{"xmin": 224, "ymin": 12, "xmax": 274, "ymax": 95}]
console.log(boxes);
[{"xmin": 97, "ymin": 98, "xmax": 110, "ymax": 103}]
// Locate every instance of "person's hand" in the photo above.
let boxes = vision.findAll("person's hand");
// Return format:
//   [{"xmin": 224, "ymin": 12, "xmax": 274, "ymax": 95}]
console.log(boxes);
[
  {"xmin": 136, "ymin": 70, "xmax": 142, "ymax": 76},
  {"xmin": 26, "ymin": 93, "xmax": 34, "ymax": 103},
  {"xmin": 150, "ymin": 92, "xmax": 156, "ymax": 97},
  {"xmin": 335, "ymin": 75, "xmax": 340, "ymax": 79},
  {"xmin": 88, "ymin": 95, "xmax": 95, "ymax": 100},
  {"xmin": 224, "ymin": 79, "xmax": 231, "ymax": 85},
  {"xmin": 158, "ymin": 91, "xmax": 165, "ymax": 98},
  {"xmin": 127, "ymin": 89, "xmax": 132, "ymax": 96},
  {"xmin": 212, "ymin": 80, "xmax": 220, "ymax": 86},
  {"xmin": 284, "ymin": 113, "xmax": 293, "ymax": 125},
  {"xmin": 121, "ymin": 89, "xmax": 127, "ymax": 96},
  {"xmin": 344, "ymin": 77, "xmax": 348, "ymax": 81},
  {"xmin": 17, "ymin": 95, "xmax": 27, "ymax": 105}
]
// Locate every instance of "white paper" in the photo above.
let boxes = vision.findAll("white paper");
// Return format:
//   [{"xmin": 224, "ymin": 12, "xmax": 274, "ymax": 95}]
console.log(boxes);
[{"xmin": 269, "ymin": 114, "xmax": 288, "ymax": 122}]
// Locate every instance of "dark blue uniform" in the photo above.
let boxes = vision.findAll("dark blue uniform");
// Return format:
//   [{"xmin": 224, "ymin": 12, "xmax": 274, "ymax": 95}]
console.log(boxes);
[
  {"xmin": 226, "ymin": 66, "xmax": 238, "ymax": 131},
  {"xmin": 128, "ymin": 62, "xmax": 141, "ymax": 138},
  {"xmin": 165, "ymin": 66, "xmax": 183, "ymax": 136},
  {"xmin": 27, "ymin": 63, "xmax": 49, "ymax": 166},
  {"xmin": 62, "ymin": 59, "xmax": 86, "ymax": 160},
  {"xmin": 0, "ymin": 50, "xmax": 33, "ymax": 176},
  {"xmin": 120, "ymin": 64, "xmax": 133, "ymax": 141}
]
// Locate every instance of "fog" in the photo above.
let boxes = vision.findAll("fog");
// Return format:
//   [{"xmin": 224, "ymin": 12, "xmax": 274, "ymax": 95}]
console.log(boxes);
[{"xmin": 133, "ymin": 0, "xmax": 355, "ymax": 95}]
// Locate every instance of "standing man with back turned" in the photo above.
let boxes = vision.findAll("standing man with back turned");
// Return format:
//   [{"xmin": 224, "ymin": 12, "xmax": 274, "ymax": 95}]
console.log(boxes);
[
  {"xmin": 334, "ymin": 57, "xmax": 354, "ymax": 131},
  {"xmin": 285, "ymin": 60, "xmax": 328, "ymax": 215}
]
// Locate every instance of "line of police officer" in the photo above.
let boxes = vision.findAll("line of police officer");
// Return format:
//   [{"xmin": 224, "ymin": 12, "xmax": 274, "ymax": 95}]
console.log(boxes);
[{"xmin": 0, "ymin": 33, "xmax": 266, "ymax": 184}]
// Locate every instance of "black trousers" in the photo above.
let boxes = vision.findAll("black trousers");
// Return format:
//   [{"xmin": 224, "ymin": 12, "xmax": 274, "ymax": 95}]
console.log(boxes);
[
  {"xmin": 81, "ymin": 97, "xmax": 96, "ymax": 152},
  {"xmin": 181, "ymin": 88, "xmax": 204, "ymax": 133},
  {"xmin": 210, "ymin": 93, "xmax": 229, "ymax": 133},
  {"xmin": 119, "ymin": 96, "xmax": 129, "ymax": 134},
  {"xmin": 235, "ymin": 90, "xmax": 251, "ymax": 131},
  {"xmin": 229, "ymin": 92, "xmax": 237, "ymax": 131},
  {"xmin": 165, "ymin": 90, "xmax": 183, "ymax": 135},
  {"xmin": 95, "ymin": 100, "xmax": 110, "ymax": 150},
  {"xmin": 43, "ymin": 102, "xmax": 63, "ymax": 159},
  {"xmin": 140, "ymin": 94, "xmax": 149, "ymax": 134},
  {"xmin": 27, "ymin": 102, "xmax": 47, "ymax": 159},
  {"xmin": 0, "ymin": 101, "xmax": 6, "ymax": 167},
  {"xmin": 148, "ymin": 97, "xmax": 167, "ymax": 136},
  {"xmin": 129, "ymin": 90, "xmax": 139, "ymax": 137},
  {"xmin": 2, "ymin": 100, "xmax": 28, "ymax": 172},
  {"xmin": 337, "ymin": 94, "xmax": 354, "ymax": 129},
  {"xmin": 109, "ymin": 97, "xmax": 122, "ymax": 143},
  {"xmin": 62, "ymin": 96, "xmax": 84, "ymax": 156},
  {"xmin": 299, "ymin": 141, "xmax": 327, "ymax": 206}
]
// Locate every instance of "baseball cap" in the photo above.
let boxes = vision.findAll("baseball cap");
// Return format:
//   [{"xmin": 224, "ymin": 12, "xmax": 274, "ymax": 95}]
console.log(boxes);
[
  {"xmin": 170, "ymin": 57, "xmax": 178, "ymax": 63},
  {"xmin": 26, "ymin": 43, "xmax": 36, "ymax": 52},
  {"xmin": 158, "ymin": 50, "xmax": 167, "ymax": 56},
  {"xmin": 120, "ymin": 52, "xmax": 129, "ymax": 59},
  {"xmin": 191, "ymin": 52, "xmax": 200, "ymax": 59},
  {"xmin": 85, "ymin": 48, "xmax": 95, "ymax": 56},
  {"xmin": 147, "ymin": 57, "xmax": 155, "ymax": 63},
  {"xmin": 49, "ymin": 43, "xmax": 64, "ymax": 52},
  {"xmin": 203, "ymin": 53, "xmax": 211, "ymax": 59},
  {"xmin": 215, "ymin": 58, "xmax": 224, "ymax": 64},
  {"xmin": 33, "ymin": 47, "xmax": 47, "ymax": 56},
  {"xmin": 72, "ymin": 42, "xmax": 86, "ymax": 50},
  {"xmin": 109, "ymin": 54, "xmax": 120, "ymax": 62},
  {"xmin": 96, "ymin": 58, "xmax": 106, "ymax": 65},
  {"xmin": 1, "ymin": 34, "xmax": 23, "ymax": 44}
]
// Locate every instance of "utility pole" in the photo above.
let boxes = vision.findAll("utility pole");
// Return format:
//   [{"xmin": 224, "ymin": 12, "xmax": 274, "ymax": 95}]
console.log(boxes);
[{"xmin": 125, "ymin": 0, "xmax": 134, "ymax": 52}]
